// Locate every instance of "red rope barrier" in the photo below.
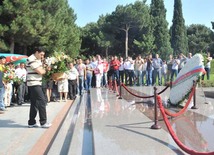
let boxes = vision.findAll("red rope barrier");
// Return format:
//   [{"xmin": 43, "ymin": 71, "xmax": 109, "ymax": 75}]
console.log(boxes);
[
  {"xmin": 121, "ymin": 83, "xmax": 169, "ymax": 99},
  {"xmin": 164, "ymin": 86, "xmax": 196, "ymax": 117},
  {"xmin": 157, "ymin": 95, "xmax": 214, "ymax": 155}
]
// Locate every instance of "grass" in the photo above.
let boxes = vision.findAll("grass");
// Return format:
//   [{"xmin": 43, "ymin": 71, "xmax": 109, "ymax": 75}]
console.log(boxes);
[{"xmin": 200, "ymin": 73, "xmax": 214, "ymax": 87}]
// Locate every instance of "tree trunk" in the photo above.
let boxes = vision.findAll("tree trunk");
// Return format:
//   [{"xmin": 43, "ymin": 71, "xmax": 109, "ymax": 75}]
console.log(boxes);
[
  {"xmin": 10, "ymin": 36, "xmax": 15, "ymax": 54},
  {"xmin": 105, "ymin": 46, "xmax": 108, "ymax": 59},
  {"xmin": 125, "ymin": 29, "xmax": 128, "ymax": 58},
  {"xmin": 23, "ymin": 46, "xmax": 27, "ymax": 55}
]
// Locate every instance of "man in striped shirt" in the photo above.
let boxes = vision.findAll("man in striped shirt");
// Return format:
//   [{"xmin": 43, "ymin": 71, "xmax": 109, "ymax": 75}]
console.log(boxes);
[{"xmin": 26, "ymin": 47, "xmax": 51, "ymax": 128}]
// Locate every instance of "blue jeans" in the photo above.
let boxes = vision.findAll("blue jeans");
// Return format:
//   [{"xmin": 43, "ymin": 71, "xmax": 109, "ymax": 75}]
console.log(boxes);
[
  {"xmin": 135, "ymin": 70, "xmax": 142, "ymax": 85},
  {"xmin": 0, "ymin": 86, "xmax": 5, "ymax": 110},
  {"xmin": 153, "ymin": 68, "xmax": 162, "ymax": 85},
  {"xmin": 85, "ymin": 74, "xmax": 92, "ymax": 91},
  {"xmin": 112, "ymin": 70, "xmax": 119, "ymax": 85},
  {"xmin": 78, "ymin": 76, "xmax": 84, "ymax": 95},
  {"xmin": 142, "ymin": 71, "xmax": 146, "ymax": 85},
  {"xmin": 102, "ymin": 72, "xmax": 107, "ymax": 86},
  {"xmin": 146, "ymin": 70, "xmax": 153, "ymax": 86},
  {"xmin": 171, "ymin": 69, "xmax": 178, "ymax": 81},
  {"xmin": 205, "ymin": 68, "xmax": 210, "ymax": 80}
]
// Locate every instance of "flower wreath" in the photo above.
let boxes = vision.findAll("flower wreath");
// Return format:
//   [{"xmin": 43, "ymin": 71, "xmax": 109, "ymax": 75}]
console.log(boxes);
[{"xmin": 169, "ymin": 54, "xmax": 206, "ymax": 105}]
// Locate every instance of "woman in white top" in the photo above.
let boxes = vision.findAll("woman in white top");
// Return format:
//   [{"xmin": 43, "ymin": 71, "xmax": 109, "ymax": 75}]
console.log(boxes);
[
  {"xmin": 95, "ymin": 59, "xmax": 104, "ymax": 88},
  {"xmin": 119, "ymin": 57, "xmax": 124, "ymax": 83},
  {"xmin": 57, "ymin": 72, "xmax": 68, "ymax": 102}
]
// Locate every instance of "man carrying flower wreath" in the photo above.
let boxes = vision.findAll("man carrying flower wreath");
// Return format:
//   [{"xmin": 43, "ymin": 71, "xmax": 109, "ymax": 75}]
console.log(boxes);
[{"xmin": 26, "ymin": 47, "xmax": 51, "ymax": 128}]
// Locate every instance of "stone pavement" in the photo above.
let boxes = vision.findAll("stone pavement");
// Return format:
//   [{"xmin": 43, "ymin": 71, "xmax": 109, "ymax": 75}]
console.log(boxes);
[
  {"xmin": 0, "ymin": 99, "xmax": 73, "ymax": 155},
  {"xmin": 0, "ymin": 86, "xmax": 214, "ymax": 155}
]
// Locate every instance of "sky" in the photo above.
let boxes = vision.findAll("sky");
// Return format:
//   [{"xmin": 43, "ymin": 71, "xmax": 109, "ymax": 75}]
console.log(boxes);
[{"xmin": 68, "ymin": 0, "xmax": 214, "ymax": 29}]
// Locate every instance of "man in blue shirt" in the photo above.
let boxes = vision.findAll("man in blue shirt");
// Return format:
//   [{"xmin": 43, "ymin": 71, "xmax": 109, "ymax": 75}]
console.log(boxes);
[{"xmin": 152, "ymin": 54, "xmax": 163, "ymax": 86}]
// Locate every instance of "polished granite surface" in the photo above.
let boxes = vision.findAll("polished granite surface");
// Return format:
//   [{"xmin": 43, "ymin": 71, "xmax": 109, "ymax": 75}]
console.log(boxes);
[{"xmin": 88, "ymin": 86, "xmax": 214, "ymax": 155}]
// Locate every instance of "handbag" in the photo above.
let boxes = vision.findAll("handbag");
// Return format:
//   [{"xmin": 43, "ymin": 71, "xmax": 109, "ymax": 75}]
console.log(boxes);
[{"xmin": 94, "ymin": 67, "xmax": 100, "ymax": 74}]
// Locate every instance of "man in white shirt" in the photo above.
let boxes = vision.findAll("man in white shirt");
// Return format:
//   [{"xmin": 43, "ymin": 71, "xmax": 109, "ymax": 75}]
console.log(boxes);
[
  {"xmin": 15, "ymin": 62, "xmax": 27, "ymax": 105},
  {"xmin": 171, "ymin": 56, "xmax": 180, "ymax": 81},
  {"xmin": 124, "ymin": 56, "xmax": 135, "ymax": 86},
  {"xmin": 68, "ymin": 62, "xmax": 79, "ymax": 100}
]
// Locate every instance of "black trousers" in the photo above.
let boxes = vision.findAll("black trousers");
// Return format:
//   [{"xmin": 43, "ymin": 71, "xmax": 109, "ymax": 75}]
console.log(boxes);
[
  {"xmin": 68, "ymin": 79, "xmax": 77, "ymax": 99},
  {"xmin": 28, "ymin": 85, "xmax": 47, "ymax": 125},
  {"xmin": 17, "ymin": 83, "xmax": 26, "ymax": 104}
]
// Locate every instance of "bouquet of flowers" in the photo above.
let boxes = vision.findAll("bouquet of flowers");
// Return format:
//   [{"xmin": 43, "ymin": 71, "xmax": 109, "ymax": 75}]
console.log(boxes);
[
  {"xmin": 13, "ymin": 76, "xmax": 24, "ymax": 85},
  {"xmin": 2, "ymin": 66, "xmax": 15, "ymax": 83},
  {"xmin": 45, "ymin": 51, "xmax": 71, "ymax": 81}
]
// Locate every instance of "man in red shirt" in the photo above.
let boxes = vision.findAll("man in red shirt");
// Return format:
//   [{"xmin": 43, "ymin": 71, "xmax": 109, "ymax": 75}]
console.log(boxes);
[{"xmin": 110, "ymin": 56, "xmax": 120, "ymax": 85}]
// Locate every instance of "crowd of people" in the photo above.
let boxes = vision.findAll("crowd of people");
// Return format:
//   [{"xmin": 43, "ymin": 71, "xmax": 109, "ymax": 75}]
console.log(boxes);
[{"xmin": 0, "ymin": 50, "xmax": 212, "ymax": 127}]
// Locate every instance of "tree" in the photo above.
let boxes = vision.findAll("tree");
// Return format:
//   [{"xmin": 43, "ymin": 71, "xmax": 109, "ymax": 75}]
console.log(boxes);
[
  {"xmin": 96, "ymin": 15, "xmax": 114, "ymax": 58},
  {"xmin": 0, "ymin": 0, "xmax": 81, "ymax": 56},
  {"xmin": 187, "ymin": 24, "xmax": 213, "ymax": 54},
  {"xmin": 105, "ymin": 1, "xmax": 151, "ymax": 57},
  {"xmin": 150, "ymin": 0, "xmax": 172, "ymax": 59},
  {"xmin": 0, "ymin": 0, "xmax": 31, "ymax": 53},
  {"xmin": 80, "ymin": 22, "xmax": 100, "ymax": 56},
  {"xmin": 170, "ymin": 0, "xmax": 188, "ymax": 56},
  {"xmin": 42, "ymin": 0, "xmax": 81, "ymax": 56}
]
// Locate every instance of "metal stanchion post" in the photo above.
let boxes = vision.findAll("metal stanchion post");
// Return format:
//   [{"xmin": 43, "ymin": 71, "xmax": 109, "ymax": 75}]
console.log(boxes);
[
  {"xmin": 191, "ymin": 80, "xmax": 198, "ymax": 109},
  {"xmin": 151, "ymin": 86, "xmax": 161, "ymax": 129}
]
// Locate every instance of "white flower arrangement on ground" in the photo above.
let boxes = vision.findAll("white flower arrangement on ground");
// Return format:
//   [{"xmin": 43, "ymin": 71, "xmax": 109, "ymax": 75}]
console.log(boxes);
[{"xmin": 169, "ymin": 54, "xmax": 205, "ymax": 105}]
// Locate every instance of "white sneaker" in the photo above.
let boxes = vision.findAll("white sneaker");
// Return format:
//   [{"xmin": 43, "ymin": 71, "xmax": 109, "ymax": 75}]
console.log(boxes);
[
  {"xmin": 28, "ymin": 124, "xmax": 40, "ymax": 128},
  {"xmin": 41, "ymin": 123, "xmax": 52, "ymax": 128}
]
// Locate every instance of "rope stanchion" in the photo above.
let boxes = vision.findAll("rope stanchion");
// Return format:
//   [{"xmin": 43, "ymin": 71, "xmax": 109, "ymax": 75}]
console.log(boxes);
[
  {"xmin": 164, "ymin": 86, "xmax": 196, "ymax": 117},
  {"xmin": 191, "ymin": 80, "xmax": 198, "ymax": 109},
  {"xmin": 157, "ymin": 95, "xmax": 214, "ymax": 155},
  {"xmin": 121, "ymin": 83, "xmax": 169, "ymax": 99},
  {"xmin": 118, "ymin": 82, "xmax": 122, "ymax": 99},
  {"xmin": 151, "ymin": 86, "xmax": 161, "ymax": 129}
]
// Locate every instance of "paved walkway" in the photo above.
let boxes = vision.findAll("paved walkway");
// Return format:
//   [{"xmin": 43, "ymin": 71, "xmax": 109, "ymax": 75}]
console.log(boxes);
[{"xmin": 0, "ymin": 86, "xmax": 214, "ymax": 155}]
